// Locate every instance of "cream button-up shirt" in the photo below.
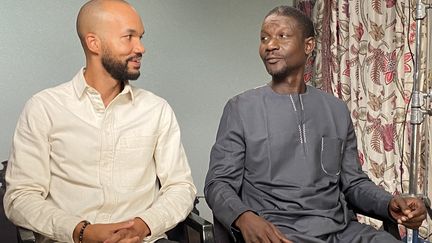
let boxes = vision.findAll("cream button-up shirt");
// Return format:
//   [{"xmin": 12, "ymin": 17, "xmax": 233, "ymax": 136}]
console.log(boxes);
[{"xmin": 4, "ymin": 68, "xmax": 197, "ymax": 243}]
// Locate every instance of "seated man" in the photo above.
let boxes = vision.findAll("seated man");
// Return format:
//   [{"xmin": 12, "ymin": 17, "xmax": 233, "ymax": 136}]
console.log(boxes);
[
  {"xmin": 4, "ymin": 1, "xmax": 196, "ymax": 242},
  {"xmin": 204, "ymin": 5, "xmax": 426, "ymax": 243}
]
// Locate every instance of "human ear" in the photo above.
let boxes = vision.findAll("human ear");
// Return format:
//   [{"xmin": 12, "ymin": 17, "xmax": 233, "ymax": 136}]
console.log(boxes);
[
  {"xmin": 304, "ymin": 37, "xmax": 316, "ymax": 55},
  {"xmin": 85, "ymin": 33, "xmax": 101, "ymax": 54}
]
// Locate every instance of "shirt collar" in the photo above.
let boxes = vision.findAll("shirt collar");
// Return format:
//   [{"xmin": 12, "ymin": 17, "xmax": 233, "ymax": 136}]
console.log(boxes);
[
  {"xmin": 121, "ymin": 81, "xmax": 135, "ymax": 104},
  {"xmin": 72, "ymin": 67, "xmax": 135, "ymax": 104}
]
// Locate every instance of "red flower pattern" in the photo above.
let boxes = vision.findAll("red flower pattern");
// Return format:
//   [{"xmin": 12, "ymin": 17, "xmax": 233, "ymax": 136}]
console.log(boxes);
[
  {"xmin": 358, "ymin": 152, "xmax": 365, "ymax": 166},
  {"xmin": 296, "ymin": 0, "xmax": 426, "ymax": 217},
  {"xmin": 386, "ymin": 0, "xmax": 396, "ymax": 8},
  {"xmin": 382, "ymin": 123, "xmax": 396, "ymax": 152},
  {"xmin": 409, "ymin": 22, "xmax": 416, "ymax": 45},
  {"xmin": 304, "ymin": 56, "xmax": 314, "ymax": 83},
  {"xmin": 403, "ymin": 90, "xmax": 411, "ymax": 104},
  {"xmin": 383, "ymin": 50, "xmax": 397, "ymax": 85},
  {"xmin": 353, "ymin": 22, "xmax": 364, "ymax": 42},
  {"xmin": 404, "ymin": 52, "xmax": 413, "ymax": 73},
  {"xmin": 342, "ymin": 59, "xmax": 350, "ymax": 77}
]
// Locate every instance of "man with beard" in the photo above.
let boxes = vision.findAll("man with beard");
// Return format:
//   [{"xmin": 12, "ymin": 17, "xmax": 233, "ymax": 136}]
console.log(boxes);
[
  {"xmin": 4, "ymin": 1, "xmax": 196, "ymax": 243},
  {"xmin": 205, "ymin": 6, "xmax": 426, "ymax": 243}
]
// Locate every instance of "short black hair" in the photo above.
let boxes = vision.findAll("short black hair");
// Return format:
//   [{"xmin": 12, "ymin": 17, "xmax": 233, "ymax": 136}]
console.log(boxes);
[{"xmin": 265, "ymin": 5, "xmax": 315, "ymax": 38}]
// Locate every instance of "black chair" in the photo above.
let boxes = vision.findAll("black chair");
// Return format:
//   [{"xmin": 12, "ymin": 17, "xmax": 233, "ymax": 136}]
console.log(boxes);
[
  {"xmin": 212, "ymin": 204, "xmax": 402, "ymax": 242},
  {"xmin": 0, "ymin": 161, "xmax": 18, "ymax": 243},
  {"xmin": 0, "ymin": 160, "xmax": 215, "ymax": 243}
]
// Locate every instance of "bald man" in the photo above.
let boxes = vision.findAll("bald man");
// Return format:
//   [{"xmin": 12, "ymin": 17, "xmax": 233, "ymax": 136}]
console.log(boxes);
[{"xmin": 4, "ymin": 1, "xmax": 196, "ymax": 243}]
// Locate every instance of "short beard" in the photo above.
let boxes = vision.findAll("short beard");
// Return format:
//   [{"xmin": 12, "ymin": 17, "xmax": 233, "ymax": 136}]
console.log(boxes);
[
  {"xmin": 266, "ymin": 67, "xmax": 289, "ymax": 81},
  {"xmin": 101, "ymin": 48, "xmax": 141, "ymax": 82},
  {"xmin": 265, "ymin": 62, "xmax": 303, "ymax": 82}
]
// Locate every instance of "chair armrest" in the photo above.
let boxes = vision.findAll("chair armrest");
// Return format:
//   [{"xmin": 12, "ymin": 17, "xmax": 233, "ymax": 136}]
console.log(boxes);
[
  {"xmin": 184, "ymin": 212, "xmax": 215, "ymax": 243},
  {"xmin": 382, "ymin": 219, "xmax": 401, "ymax": 240},
  {"xmin": 17, "ymin": 226, "xmax": 36, "ymax": 243}
]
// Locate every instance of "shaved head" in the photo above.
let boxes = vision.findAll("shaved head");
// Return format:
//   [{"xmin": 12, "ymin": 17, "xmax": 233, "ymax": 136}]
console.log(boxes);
[
  {"xmin": 76, "ymin": 0, "xmax": 145, "ymax": 82},
  {"xmin": 76, "ymin": 0, "xmax": 139, "ymax": 49}
]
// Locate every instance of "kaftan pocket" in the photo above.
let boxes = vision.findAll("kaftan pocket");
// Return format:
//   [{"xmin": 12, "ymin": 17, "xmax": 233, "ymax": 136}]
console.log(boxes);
[{"xmin": 320, "ymin": 137, "xmax": 344, "ymax": 176}]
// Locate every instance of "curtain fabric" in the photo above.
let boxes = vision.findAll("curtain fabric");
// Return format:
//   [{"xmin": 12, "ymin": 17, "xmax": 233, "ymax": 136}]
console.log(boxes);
[{"xmin": 296, "ymin": 0, "xmax": 430, "ymax": 238}]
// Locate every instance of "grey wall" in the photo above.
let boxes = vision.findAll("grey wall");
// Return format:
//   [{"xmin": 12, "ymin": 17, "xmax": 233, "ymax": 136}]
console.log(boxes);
[{"xmin": 0, "ymin": 0, "xmax": 292, "ymax": 221}]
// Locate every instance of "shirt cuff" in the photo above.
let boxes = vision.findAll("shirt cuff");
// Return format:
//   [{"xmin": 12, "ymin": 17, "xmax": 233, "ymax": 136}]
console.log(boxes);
[
  {"xmin": 219, "ymin": 198, "xmax": 254, "ymax": 230},
  {"xmin": 53, "ymin": 216, "xmax": 84, "ymax": 243},
  {"xmin": 381, "ymin": 194, "xmax": 396, "ymax": 221},
  {"xmin": 139, "ymin": 211, "xmax": 167, "ymax": 241}
]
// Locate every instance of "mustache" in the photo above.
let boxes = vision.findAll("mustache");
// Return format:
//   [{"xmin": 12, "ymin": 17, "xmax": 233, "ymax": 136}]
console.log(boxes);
[
  {"xmin": 264, "ymin": 54, "xmax": 284, "ymax": 59},
  {"xmin": 126, "ymin": 53, "xmax": 142, "ymax": 62}
]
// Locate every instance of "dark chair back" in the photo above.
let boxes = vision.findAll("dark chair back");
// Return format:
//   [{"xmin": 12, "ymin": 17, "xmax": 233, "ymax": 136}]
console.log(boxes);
[
  {"xmin": 0, "ymin": 160, "xmax": 19, "ymax": 243},
  {"xmin": 213, "ymin": 215, "xmax": 236, "ymax": 243},
  {"xmin": 166, "ymin": 198, "xmax": 200, "ymax": 243}
]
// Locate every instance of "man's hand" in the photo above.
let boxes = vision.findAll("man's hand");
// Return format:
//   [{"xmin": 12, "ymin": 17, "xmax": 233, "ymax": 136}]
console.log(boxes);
[
  {"xmin": 102, "ymin": 218, "xmax": 150, "ymax": 243},
  {"xmin": 389, "ymin": 195, "xmax": 426, "ymax": 229},
  {"xmin": 73, "ymin": 220, "xmax": 135, "ymax": 243},
  {"xmin": 234, "ymin": 211, "xmax": 292, "ymax": 243}
]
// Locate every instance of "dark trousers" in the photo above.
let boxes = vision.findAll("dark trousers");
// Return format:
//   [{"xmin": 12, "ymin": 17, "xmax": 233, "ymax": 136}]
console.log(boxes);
[
  {"xmin": 284, "ymin": 220, "xmax": 401, "ymax": 243},
  {"xmin": 155, "ymin": 239, "xmax": 179, "ymax": 243}
]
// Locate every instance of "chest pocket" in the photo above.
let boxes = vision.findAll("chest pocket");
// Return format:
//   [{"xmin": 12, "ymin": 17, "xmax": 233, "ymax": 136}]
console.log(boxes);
[
  {"xmin": 115, "ymin": 135, "xmax": 157, "ymax": 191},
  {"xmin": 320, "ymin": 137, "xmax": 344, "ymax": 177}
]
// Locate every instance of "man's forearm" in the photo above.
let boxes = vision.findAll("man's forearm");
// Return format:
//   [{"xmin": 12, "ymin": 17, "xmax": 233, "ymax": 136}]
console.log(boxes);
[
  {"xmin": 5, "ymin": 191, "xmax": 83, "ymax": 242},
  {"xmin": 138, "ymin": 183, "xmax": 196, "ymax": 239}
]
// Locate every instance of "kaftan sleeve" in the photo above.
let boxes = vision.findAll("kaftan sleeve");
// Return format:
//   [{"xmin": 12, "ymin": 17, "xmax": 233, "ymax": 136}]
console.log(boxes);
[
  {"xmin": 204, "ymin": 98, "xmax": 254, "ymax": 229},
  {"xmin": 339, "ymin": 105, "xmax": 393, "ymax": 220}
]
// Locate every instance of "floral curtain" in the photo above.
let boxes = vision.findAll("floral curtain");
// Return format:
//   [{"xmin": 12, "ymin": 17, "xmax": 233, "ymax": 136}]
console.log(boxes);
[{"xmin": 296, "ymin": 0, "xmax": 430, "ymax": 238}]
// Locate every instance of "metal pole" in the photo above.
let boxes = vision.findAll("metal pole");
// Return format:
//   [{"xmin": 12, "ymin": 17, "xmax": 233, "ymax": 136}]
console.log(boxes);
[
  {"xmin": 408, "ymin": 0, "xmax": 425, "ymax": 197},
  {"xmin": 407, "ymin": 1, "xmax": 427, "ymax": 242}
]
